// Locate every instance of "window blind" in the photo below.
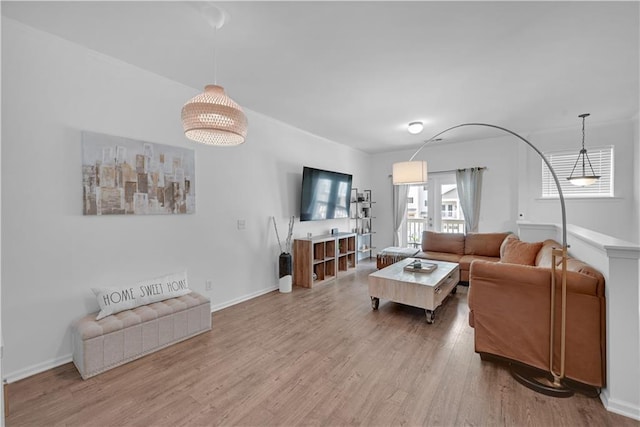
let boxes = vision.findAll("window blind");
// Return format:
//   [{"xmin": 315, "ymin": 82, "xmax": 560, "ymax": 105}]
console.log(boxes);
[{"xmin": 541, "ymin": 146, "xmax": 613, "ymax": 198}]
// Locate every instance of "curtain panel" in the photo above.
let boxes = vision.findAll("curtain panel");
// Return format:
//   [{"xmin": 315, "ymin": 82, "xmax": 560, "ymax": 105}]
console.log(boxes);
[
  {"xmin": 456, "ymin": 167, "xmax": 484, "ymax": 233},
  {"xmin": 392, "ymin": 184, "xmax": 409, "ymax": 246}
]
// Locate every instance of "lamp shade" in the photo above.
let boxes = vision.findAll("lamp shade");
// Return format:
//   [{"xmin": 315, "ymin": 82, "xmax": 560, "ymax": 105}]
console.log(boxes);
[
  {"xmin": 181, "ymin": 85, "xmax": 248, "ymax": 146},
  {"xmin": 392, "ymin": 160, "xmax": 428, "ymax": 185},
  {"xmin": 567, "ymin": 175, "xmax": 599, "ymax": 187}
]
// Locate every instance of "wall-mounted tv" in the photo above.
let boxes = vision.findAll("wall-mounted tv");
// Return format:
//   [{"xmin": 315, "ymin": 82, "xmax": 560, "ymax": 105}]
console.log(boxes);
[{"xmin": 300, "ymin": 166, "xmax": 353, "ymax": 221}]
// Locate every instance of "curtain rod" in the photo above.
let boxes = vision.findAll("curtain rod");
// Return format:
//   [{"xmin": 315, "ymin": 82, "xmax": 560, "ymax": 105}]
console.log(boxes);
[{"xmin": 387, "ymin": 166, "xmax": 487, "ymax": 178}]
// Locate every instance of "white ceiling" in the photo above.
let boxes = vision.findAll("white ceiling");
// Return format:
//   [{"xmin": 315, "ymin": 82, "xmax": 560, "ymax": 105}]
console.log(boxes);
[{"xmin": 3, "ymin": 1, "xmax": 639, "ymax": 153}]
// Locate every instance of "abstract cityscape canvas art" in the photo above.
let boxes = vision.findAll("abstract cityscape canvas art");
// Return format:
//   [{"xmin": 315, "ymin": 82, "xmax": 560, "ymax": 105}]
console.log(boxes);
[{"xmin": 82, "ymin": 131, "xmax": 195, "ymax": 215}]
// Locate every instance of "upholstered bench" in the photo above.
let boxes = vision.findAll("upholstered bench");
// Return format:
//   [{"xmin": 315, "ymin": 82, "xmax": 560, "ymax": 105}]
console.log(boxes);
[
  {"xmin": 72, "ymin": 291, "xmax": 211, "ymax": 379},
  {"xmin": 376, "ymin": 247, "xmax": 420, "ymax": 269}
]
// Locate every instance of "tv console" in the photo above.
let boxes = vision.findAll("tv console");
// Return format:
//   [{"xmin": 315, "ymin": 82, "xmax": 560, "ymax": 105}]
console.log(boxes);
[{"xmin": 293, "ymin": 233, "xmax": 357, "ymax": 288}]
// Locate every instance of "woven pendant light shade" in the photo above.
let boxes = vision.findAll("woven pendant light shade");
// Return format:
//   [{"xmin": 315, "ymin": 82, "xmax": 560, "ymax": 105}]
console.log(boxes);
[{"xmin": 181, "ymin": 85, "xmax": 248, "ymax": 146}]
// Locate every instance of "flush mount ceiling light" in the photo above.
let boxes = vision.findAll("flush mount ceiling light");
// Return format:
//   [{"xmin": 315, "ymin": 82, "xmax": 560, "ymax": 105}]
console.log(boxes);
[
  {"xmin": 181, "ymin": 5, "xmax": 248, "ymax": 146},
  {"xmin": 566, "ymin": 113, "xmax": 600, "ymax": 186},
  {"xmin": 407, "ymin": 121, "xmax": 424, "ymax": 135}
]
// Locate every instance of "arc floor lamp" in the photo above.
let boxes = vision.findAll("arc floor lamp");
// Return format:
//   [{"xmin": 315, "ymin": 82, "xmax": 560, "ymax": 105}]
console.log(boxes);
[{"xmin": 392, "ymin": 123, "xmax": 573, "ymax": 397}]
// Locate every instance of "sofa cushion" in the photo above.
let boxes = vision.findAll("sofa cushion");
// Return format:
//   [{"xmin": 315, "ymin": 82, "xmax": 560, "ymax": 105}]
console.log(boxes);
[
  {"xmin": 501, "ymin": 239, "xmax": 543, "ymax": 266},
  {"xmin": 533, "ymin": 240, "xmax": 605, "ymax": 295},
  {"xmin": 460, "ymin": 255, "xmax": 501, "ymax": 273},
  {"xmin": 465, "ymin": 232, "xmax": 511, "ymax": 257},
  {"xmin": 560, "ymin": 270, "xmax": 599, "ymax": 296},
  {"xmin": 421, "ymin": 231, "xmax": 465, "ymax": 255},
  {"xmin": 415, "ymin": 251, "xmax": 463, "ymax": 264},
  {"xmin": 566, "ymin": 259, "xmax": 605, "ymax": 296}
]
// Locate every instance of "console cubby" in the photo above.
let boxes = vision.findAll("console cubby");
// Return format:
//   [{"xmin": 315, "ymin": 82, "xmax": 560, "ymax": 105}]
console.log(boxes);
[
  {"xmin": 337, "ymin": 235, "xmax": 357, "ymax": 273},
  {"xmin": 293, "ymin": 233, "xmax": 357, "ymax": 288}
]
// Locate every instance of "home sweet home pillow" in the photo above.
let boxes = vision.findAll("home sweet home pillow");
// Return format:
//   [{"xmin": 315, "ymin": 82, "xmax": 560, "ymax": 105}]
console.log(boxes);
[{"xmin": 93, "ymin": 271, "xmax": 191, "ymax": 320}]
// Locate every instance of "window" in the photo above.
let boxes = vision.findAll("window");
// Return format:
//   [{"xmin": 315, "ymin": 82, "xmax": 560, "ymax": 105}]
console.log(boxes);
[
  {"xmin": 542, "ymin": 146, "xmax": 613, "ymax": 198},
  {"xmin": 441, "ymin": 204, "xmax": 454, "ymax": 218}
]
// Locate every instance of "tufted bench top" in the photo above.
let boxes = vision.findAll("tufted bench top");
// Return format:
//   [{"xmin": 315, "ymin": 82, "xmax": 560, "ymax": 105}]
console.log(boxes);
[{"xmin": 74, "ymin": 292, "xmax": 210, "ymax": 340}]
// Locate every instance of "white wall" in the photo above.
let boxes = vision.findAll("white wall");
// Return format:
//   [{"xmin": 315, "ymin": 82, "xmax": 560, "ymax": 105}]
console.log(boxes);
[
  {"xmin": 519, "ymin": 222, "xmax": 640, "ymax": 421},
  {"xmin": 2, "ymin": 14, "xmax": 638, "ymax": 388},
  {"xmin": 0, "ymin": 18, "xmax": 370, "ymax": 380},
  {"xmin": 633, "ymin": 114, "xmax": 639, "ymax": 244},
  {"xmin": 0, "ymin": 4, "xmax": 4, "ymax": 422},
  {"xmin": 520, "ymin": 120, "xmax": 637, "ymax": 242},
  {"xmin": 371, "ymin": 136, "xmax": 520, "ymax": 250},
  {"xmin": 372, "ymin": 118, "xmax": 638, "ymax": 252}
]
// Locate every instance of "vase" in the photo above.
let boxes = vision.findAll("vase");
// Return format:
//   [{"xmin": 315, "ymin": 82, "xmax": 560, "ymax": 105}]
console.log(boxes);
[{"xmin": 279, "ymin": 252, "xmax": 292, "ymax": 293}]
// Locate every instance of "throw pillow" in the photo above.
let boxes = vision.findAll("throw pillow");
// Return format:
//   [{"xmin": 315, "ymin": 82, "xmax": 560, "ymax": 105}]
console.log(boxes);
[
  {"xmin": 499, "ymin": 233, "xmax": 520, "ymax": 259},
  {"xmin": 501, "ymin": 239, "xmax": 543, "ymax": 266},
  {"xmin": 93, "ymin": 271, "xmax": 191, "ymax": 320}
]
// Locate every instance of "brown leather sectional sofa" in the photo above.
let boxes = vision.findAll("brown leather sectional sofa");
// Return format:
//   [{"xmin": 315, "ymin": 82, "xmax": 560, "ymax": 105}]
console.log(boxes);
[
  {"xmin": 414, "ymin": 230, "xmax": 512, "ymax": 281},
  {"xmin": 411, "ymin": 230, "xmax": 605, "ymax": 388},
  {"xmin": 469, "ymin": 239, "xmax": 606, "ymax": 388}
]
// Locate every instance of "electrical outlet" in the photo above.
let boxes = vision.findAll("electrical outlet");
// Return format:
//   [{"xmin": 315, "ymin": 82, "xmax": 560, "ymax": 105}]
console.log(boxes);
[
  {"xmin": 205, "ymin": 280, "xmax": 212, "ymax": 291},
  {"xmin": 237, "ymin": 219, "xmax": 246, "ymax": 230}
]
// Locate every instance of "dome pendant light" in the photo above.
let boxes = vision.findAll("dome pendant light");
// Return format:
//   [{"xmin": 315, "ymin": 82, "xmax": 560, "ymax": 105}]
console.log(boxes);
[
  {"xmin": 181, "ymin": 6, "xmax": 247, "ymax": 146},
  {"xmin": 182, "ymin": 84, "xmax": 247, "ymax": 145},
  {"xmin": 567, "ymin": 113, "xmax": 600, "ymax": 187}
]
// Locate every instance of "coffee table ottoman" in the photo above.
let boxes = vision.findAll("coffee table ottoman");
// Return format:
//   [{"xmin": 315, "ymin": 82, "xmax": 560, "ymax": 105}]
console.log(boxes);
[{"xmin": 368, "ymin": 258, "xmax": 460, "ymax": 323}]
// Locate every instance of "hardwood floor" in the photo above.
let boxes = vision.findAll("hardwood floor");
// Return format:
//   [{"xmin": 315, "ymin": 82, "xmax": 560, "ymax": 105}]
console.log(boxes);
[{"xmin": 6, "ymin": 260, "xmax": 635, "ymax": 426}]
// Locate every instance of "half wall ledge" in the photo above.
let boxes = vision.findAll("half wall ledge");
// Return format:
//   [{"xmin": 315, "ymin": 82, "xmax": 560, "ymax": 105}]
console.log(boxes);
[{"xmin": 517, "ymin": 221, "xmax": 640, "ymax": 421}]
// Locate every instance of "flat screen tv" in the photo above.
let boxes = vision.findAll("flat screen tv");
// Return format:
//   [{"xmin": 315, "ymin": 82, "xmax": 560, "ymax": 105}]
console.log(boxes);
[{"xmin": 300, "ymin": 166, "xmax": 353, "ymax": 221}]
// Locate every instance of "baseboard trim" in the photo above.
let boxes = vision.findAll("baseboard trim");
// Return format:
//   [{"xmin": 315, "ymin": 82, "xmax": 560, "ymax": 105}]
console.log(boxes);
[
  {"xmin": 210, "ymin": 285, "xmax": 279, "ymax": 313},
  {"xmin": 4, "ymin": 286, "xmax": 279, "ymax": 384},
  {"xmin": 5, "ymin": 354, "xmax": 72, "ymax": 384},
  {"xmin": 4, "ymin": 286, "xmax": 640, "ymax": 424},
  {"xmin": 601, "ymin": 390, "xmax": 640, "ymax": 421}
]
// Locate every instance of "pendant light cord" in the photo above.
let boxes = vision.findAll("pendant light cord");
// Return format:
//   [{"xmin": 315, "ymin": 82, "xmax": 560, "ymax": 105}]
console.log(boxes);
[
  {"xmin": 568, "ymin": 113, "xmax": 599, "ymax": 179},
  {"xmin": 581, "ymin": 114, "xmax": 586, "ymax": 174},
  {"xmin": 580, "ymin": 114, "xmax": 598, "ymax": 176},
  {"xmin": 581, "ymin": 115, "xmax": 586, "ymax": 150},
  {"xmin": 213, "ymin": 24, "xmax": 218, "ymax": 85}
]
